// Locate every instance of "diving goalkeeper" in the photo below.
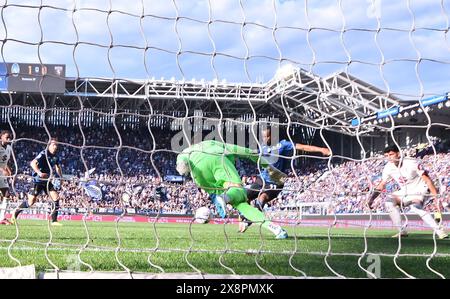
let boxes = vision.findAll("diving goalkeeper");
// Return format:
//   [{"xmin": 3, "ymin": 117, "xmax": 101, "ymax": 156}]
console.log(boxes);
[{"xmin": 176, "ymin": 140, "xmax": 288, "ymax": 239}]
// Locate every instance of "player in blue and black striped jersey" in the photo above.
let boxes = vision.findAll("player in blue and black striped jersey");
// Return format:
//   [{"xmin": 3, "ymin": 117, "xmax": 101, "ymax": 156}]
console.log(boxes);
[
  {"xmin": 239, "ymin": 127, "xmax": 331, "ymax": 232},
  {"xmin": 11, "ymin": 138, "xmax": 64, "ymax": 226}
]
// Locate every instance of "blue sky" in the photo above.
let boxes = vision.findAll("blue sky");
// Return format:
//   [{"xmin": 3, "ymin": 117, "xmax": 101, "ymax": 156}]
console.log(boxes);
[{"xmin": 0, "ymin": 0, "xmax": 449, "ymax": 100}]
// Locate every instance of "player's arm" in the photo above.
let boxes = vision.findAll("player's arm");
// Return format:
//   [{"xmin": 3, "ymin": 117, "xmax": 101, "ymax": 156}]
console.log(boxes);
[
  {"xmin": 413, "ymin": 161, "xmax": 441, "ymax": 213},
  {"xmin": 422, "ymin": 173, "xmax": 438, "ymax": 197},
  {"xmin": 368, "ymin": 180, "xmax": 386, "ymax": 209},
  {"xmin": 30, "ymin": 159, "xmax": 47, "ymax": 178},
  {"xmin": 295, "ymin": 143, "xmax": 331, "ymax": 156},
  {"xmin": 55, "ymin": 164, "xmax": 63, "ymax": 178},
  {"xmin": 421, "ymin": 173, "xmax": 440, "ymax": 210},
  {"xmin": 223, "ymin": 143, "xmax": 271, "ymax": 168}
]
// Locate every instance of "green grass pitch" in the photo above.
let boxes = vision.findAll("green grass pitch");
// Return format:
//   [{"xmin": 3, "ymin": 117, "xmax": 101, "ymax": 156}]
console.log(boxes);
[{"xmin": 0, "ymin": 220, "xmax": 449, "ymax": 278}]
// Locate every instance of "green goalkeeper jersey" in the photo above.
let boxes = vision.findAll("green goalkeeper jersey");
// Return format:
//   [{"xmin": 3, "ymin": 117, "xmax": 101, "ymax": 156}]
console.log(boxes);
[{"xmin": 176, "ymin": 140, "xmax": 269, "ymax": 194}]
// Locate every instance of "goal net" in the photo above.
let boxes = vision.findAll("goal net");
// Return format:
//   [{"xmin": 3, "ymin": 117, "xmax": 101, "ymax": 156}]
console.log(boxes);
[{"xmin": 0, "ymin": 0, "xmax": 449, "ymax": 279}]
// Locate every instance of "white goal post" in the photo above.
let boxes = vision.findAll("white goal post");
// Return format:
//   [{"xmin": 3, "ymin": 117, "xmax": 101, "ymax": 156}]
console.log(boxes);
[{"xmin": 0, "ymin": 0, "xmax": 449, "ymax": 279}]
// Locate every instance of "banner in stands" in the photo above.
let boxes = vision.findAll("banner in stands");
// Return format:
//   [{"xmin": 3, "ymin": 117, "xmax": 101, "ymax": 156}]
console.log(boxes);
[{"xmin": 5, "ymin": 213, "xmax": 448, "ymax": 230}]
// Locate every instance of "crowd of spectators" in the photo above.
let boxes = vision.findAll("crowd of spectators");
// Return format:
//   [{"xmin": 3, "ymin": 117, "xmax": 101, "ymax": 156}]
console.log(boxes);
[
  {"xmin": 3, "ymin": 123, "xmax": 449, "ymax": 217},
  {"xmin": 267, "ymin": 140, "xmax": 450, "ymax": 215}
]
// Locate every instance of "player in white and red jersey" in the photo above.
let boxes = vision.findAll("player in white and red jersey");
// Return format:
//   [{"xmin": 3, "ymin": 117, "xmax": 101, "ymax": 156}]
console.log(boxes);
[
  {"xmin": 368, "ymin": 144, "xmax": 448, "ymax": 239},
  {"xmin": 0, "ymin": 130, "xmax": 13, "ymax": 225}
]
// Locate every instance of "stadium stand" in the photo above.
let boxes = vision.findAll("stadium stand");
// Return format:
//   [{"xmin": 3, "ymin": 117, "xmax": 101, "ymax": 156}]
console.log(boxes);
[{"xmin": 3, "ymin": 123, "xmax": 448, "ymax": 217}]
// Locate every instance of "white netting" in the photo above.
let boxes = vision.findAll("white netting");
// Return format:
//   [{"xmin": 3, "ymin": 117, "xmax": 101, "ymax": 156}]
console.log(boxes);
[{"xmin": 0, "ymin": 0, "xmax": 449, "ymax": 279}]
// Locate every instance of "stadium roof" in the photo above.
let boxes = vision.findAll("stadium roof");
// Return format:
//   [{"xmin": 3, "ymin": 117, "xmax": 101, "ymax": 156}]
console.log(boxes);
[
  {"xmin": 264, "ymin": 68, "xmax": 402, "ymax": 135},
  {"xmin": 1, "ymin": 67, "xmax": 449, "ymax": 137},
  {"xmin": 258, "ymin": 67, "xmax": 449, "ymax": 136}
]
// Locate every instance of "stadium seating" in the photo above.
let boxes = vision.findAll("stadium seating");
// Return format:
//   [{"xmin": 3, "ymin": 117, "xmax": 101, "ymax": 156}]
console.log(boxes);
[{"xmin": 5, "ymin": 124, "xmax": 449, "ymax": 216}]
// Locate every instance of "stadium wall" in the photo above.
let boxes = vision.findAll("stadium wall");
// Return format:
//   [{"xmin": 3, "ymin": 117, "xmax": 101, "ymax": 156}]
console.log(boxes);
[{"xmin": 6, "ymin": 213, "xmax": 448, "ymax": 231}]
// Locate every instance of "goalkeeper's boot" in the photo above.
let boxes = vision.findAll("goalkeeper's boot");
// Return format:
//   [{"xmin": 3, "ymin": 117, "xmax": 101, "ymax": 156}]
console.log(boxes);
[
  {"xmin": 436, "ymin": 229, "xmax": 448, "ymax": 240},
  {"xmin": 275, "ymin": 229, "xmax": 288, "ymax": 240},
  {"xmin": 391, "ymin": 231, "xmax": 408, "ymax": 238},
  {"xmin": 238, "ymin": 215, "xmax": 253, "ymax": 233},
  {"xmin": 238, "ymin": 221, "xmax": 249, "ymax": 233},
  {"xmin": 51, "ymin": 221, "xmax": 63, "ymax": 227}
]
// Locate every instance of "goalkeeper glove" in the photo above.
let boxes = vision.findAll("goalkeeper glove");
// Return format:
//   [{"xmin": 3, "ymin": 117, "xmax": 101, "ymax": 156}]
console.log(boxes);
[{"xmin": 210, "ymin": 194, "xmax": 227, "ymax": 218}]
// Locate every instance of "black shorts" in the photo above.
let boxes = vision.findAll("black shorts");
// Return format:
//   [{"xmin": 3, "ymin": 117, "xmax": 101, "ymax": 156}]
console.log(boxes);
[
  {"xmin": 246, "ymin": 177, "xmax": 284, "ymax": 201},
  {"xmin": 29, "ymin": 182, "xmax": 56, "ymax": 196}
]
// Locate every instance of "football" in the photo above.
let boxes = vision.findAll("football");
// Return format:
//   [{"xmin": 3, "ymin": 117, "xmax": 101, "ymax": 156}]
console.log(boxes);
[{"xmin": 194, "ymin": 206, "xmax": 211, "ymax": 224}]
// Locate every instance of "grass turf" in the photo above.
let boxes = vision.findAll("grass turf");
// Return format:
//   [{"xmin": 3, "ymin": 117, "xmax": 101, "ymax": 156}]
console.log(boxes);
[{"xmin": 0, "ymin": 219, "xmax": 449, "ymax": 278}]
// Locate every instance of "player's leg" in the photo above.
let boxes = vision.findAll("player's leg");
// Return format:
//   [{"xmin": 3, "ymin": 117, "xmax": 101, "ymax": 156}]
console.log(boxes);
[
  {"xmin": 255, "ymin": 193, "xmax": 270, "ymax": 211},
  {"xmin": 224, "ymin": 182, "xmax": 287, "ymax": 239},
  {"xmin": 385, "ymin": 194, "xmax": 407, "ymax": 237},
  {"xmin": 0, "ymin": 196, "xmax": 7, "ymax": 222},
  {"xmin": 48, "ymin": 186, "xmax": 62, "ymax": 226},
  {"xmin": 245, "ymin": 178, "xmax": 261, "ymax": 206},
  {"xmin": 400, "ymin": 183, "xmax": 447, "ymax": 239},
  {"xmin": 238, "ymin": 178, "xmax": 265, "ymax": 232},
  {"xmin": 409, "ymin": 202, "xmax": 447, "ymax": 239},
  {"xmin": 0, "ymin": 174, "xmax": 11, "ymax": 221},
  {"xmin": 0, "ymin": 188, "xmax": 11, "ymax": 224},
  {"xmin": 256, "ymin": 184, "xmax": 283, "ymax": 211},
  {"xmin": 234, "ymin": 202, "xmax": 287, "ymax": 238},
  {"xmin": 403, "ymin": 190, "xmax": 448, "ymax": 239},
  {"xmin": 12, "ymin": 185, "xmax": 40, "ymax": 223},
  {"xmin": 208, "ymin": 156, "xmax": 287, "ymax": 239},
  {"xmin": 240, "ymin": 182, "xmax": 280, "ymax": 233},
  {"xmin": 237, "ymin": 214, "xmax": 249, "ymax": 233}
]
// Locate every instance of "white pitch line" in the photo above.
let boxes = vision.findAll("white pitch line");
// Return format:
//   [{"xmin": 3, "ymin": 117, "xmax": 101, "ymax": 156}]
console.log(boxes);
[{"xmin": 0, "ymin": 246, "xmax": 449, "ymax": 258}]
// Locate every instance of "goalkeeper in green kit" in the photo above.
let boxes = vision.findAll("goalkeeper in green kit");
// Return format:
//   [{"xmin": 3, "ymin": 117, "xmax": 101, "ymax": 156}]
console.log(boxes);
[{"xmin": 176, "ymin": 140, "xmax": 288, "ymax": 239}]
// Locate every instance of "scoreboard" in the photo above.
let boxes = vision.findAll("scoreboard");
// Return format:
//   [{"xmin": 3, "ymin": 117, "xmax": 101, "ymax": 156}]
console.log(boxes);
[{"xmin": 0, "ymin": 62, "xmax": 66, "ymax": 94}]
